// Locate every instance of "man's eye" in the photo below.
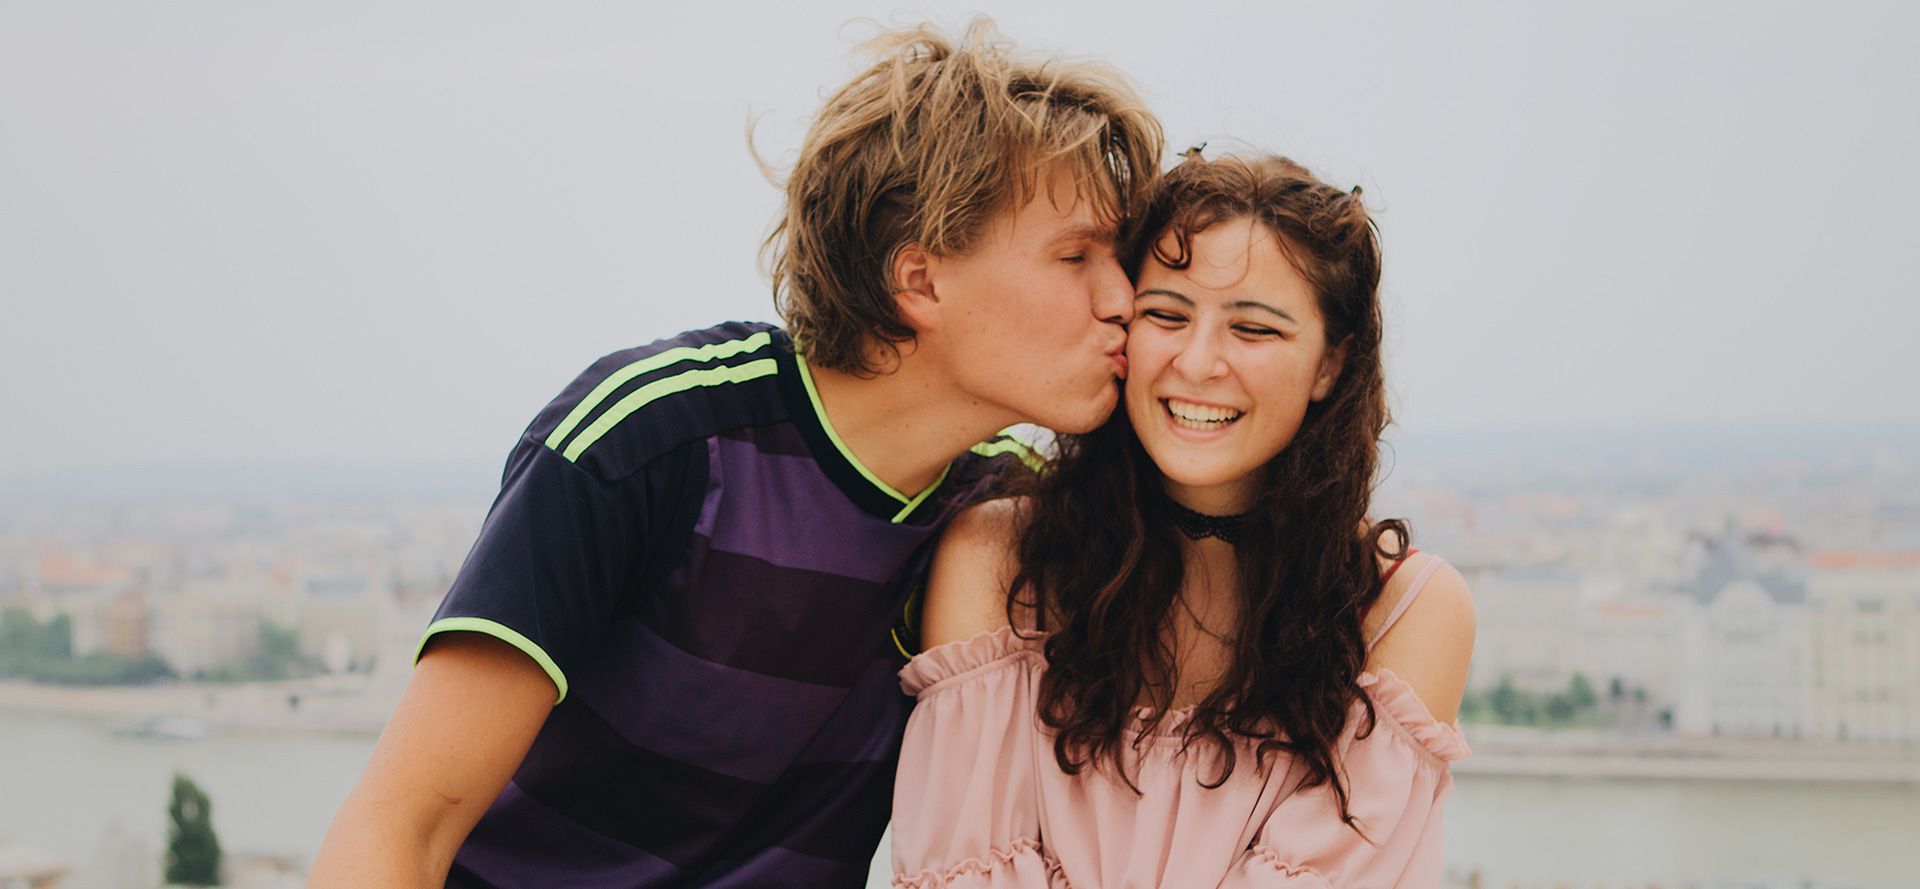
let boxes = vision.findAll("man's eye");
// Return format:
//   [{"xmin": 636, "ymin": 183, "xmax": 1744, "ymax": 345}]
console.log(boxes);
[{"xmin": 1060, "ymin": 254, "xmax": 1086, "ymax": 264}]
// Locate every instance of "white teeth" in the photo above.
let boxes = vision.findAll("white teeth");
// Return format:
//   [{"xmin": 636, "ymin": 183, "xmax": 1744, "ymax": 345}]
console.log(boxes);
[{"xmin": 1165, "ymin": 399, "xmax": 1243, "ymax": 430}]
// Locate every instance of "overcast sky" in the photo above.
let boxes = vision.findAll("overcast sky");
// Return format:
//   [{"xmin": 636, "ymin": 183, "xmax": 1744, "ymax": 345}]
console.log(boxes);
[{"xmin": 3, "ymin": 2, "xmax": 1915, "ymax": 478}]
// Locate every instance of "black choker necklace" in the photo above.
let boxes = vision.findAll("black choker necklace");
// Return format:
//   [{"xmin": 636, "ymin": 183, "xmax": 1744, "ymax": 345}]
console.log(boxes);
[{"xmin": 1163, "ymin": 498, "xmax": 1254, "ymax": 545}]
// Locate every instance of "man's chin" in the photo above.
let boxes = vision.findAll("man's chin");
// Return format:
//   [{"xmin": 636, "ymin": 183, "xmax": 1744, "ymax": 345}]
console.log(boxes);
[{"xmin": 1043, "ymin": 387, "xmax": 1120, "ymax": 435}]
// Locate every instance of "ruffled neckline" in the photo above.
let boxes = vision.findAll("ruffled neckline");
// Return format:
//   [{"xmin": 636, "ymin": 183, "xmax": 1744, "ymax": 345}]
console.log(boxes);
[
  {"xmin": 898, "ymin": 624, "xmax": 1045, "ymax": 695},
  {"xmin": 1358, "ymin": 668, "xmax": 1472, "ymax": 760},
  {"xmin": 901, "ymin": 625, "xmax": 1470, "ymax": 761}
]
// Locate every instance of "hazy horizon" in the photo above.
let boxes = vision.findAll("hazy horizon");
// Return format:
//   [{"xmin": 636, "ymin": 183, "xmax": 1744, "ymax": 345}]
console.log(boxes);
[
  {"xmin": 5, "ymin": 2, "xmax": 1916, "ymax": 476},
  {"xmin": 6, "ymin": 419, "xmax": 1914, "ymax": 508}
]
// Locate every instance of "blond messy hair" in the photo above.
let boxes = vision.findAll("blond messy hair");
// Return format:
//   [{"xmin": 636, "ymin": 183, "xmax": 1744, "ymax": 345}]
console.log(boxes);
[{"xmin": 762, "ymin": 17, "xmax": 1164, "ymax": 375}]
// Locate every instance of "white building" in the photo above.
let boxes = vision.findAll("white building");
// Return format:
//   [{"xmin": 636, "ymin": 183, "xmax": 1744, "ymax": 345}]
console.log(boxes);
[
  {"xmin": 1465, "ymin": 563, "xmax": 1581, "ymax": 694},
  {"xmin": 146, "ymin": 576, "xmax": 270, "ymax": 677},
  {"xmin": 1672, "ymin": 526, "xmax": 1812, "ymax": 739},
  {"xmin": 1808, "ymin": 551, "xmax": 1920, "ymax": 742},
  {"xmin": 1573, "ymin": 597, "xmax": 1676, "ymax": 711}
]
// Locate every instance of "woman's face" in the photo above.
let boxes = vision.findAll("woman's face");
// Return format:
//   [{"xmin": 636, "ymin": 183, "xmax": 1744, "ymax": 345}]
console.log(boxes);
[{"xmin": 1124, "ymin": 218, "xmax": 1345, "ymax": 515}]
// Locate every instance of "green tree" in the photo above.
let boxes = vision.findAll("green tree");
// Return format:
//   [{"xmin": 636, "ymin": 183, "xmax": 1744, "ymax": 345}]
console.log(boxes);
[
  {"xmin": 1457, "ymin": 689, "xmax": 1485, "ymax": 721},
  {"xmin": 165, "ymin": 773, "xmax": 221, "ymax": 886},
  {"xmin": 256, "ymin": 621, "xmax": 307, "ymax": 679},
  {"xmin": 1488, "ymin": 675, "xmax": 1525, "ymax": 723},
  {"xmin": 0, "ymin": 607, "xmax": 30, "ymax": 674},
  {"xmin": 1544, "ymin": 692, "xmax": 1577, "ymax": 722},
  {"xmin": 0, "ymin": 608, "xmax": 75, "ymax": 676},
  {"xmin": 1567, "ymin": 672, "xmax": 1597, "ymax": 711},
  {"xmin": 43, "ymin": 613, "xmax": 73, "ymax": 659}
]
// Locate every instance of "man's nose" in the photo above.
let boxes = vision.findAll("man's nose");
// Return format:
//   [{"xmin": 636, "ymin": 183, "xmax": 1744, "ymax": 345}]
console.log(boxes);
[{"xmin": 1092, "ymin": 257, "xmax": 1134, "ymax": 326}]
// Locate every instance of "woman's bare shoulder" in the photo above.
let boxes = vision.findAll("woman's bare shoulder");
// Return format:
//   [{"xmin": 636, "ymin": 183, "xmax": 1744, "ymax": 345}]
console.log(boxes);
[
  {"xmin": 1364, "ymin": 551, "xmax": 1476, "ymax": 723},
  {"xmin": 920, "ymin": 497, "xmax": 1029, "ymax": 648}
]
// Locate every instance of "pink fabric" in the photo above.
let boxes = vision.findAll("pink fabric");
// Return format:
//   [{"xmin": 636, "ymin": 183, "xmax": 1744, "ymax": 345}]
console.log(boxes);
[{"xmin": 891, "ymin": 560, "xmax": 1468, "ymax": 889}]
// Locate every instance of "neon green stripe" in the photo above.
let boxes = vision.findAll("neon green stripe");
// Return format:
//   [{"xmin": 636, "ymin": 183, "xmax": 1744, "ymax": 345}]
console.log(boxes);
[
  {"xmin": 970, "ymin": 437, "xmax": 1047, "ymax": 474},
  {"xmin": 795, "ymin": 352, "xmax": 950, "ymax": 522},
  {"xmin": 415, "ymin": 617, "xmax": 569, "ymax": 705},
  {"xmin": 543, "ymin": 332, "xmax": 774, "ymax": 451},
  {"xmin": 561, "ymin": 359, "xmax": 779, "ymax": 462},
  {"xmin": 890, "ymin": 463, "xmax": 951, "ymax": 522}
]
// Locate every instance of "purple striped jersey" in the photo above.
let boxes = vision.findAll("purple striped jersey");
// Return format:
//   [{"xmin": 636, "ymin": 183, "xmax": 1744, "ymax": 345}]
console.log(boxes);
[{"xmin": 418, "ymin": 321, "xmax": 1038, "ymax": 888}]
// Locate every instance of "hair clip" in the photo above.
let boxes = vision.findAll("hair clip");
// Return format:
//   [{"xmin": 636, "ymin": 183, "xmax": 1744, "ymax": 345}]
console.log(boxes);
[{"xmin": 1182, "ymin": 142, "xmax": 1208, "ymax": 160}]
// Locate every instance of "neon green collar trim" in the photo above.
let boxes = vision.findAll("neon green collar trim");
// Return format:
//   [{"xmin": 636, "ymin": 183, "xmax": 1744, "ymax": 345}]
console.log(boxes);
[{"xmin": 794, "ymin": 350, "xmax": 951, "ymax": 522}]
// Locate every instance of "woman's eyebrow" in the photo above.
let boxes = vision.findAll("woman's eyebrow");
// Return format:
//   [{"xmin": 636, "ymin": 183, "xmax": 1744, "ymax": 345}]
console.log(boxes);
[
  {"xmin": 1138, "ymin": 289, "xmax": 1298, "ymax": 325},
  {"xmin": 1229, "ymin": 300, "xmax": 1297, "ymax": 324}
]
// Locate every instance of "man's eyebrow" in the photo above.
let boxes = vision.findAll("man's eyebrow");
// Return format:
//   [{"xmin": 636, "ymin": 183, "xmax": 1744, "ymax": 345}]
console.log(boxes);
[{"xmin": 1050, "ymin": 223, "xmax": 1118, "ymax": 246}]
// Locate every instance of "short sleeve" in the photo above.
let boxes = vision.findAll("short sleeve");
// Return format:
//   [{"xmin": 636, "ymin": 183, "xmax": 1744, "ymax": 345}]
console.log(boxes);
[
  {"xmin": 416, "ymin": 434, "xmax": 702, "ymax": 704},
  {"xmin": 1225, "ymin": 672, "xmax": 1469, "ymax": 888},
  {"xmin": 892, "ymin": 628, "xmax": 1061, "ymax": 888}
]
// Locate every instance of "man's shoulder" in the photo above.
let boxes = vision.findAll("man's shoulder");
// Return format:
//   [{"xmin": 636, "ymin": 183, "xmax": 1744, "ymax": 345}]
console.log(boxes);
[
  {"xmin": 938, "ymin": 426, "xmax": 1048, "ymax": 507},
  {"xmin": 530, "ymin": 321, "xmax": 794, "ymax": 481}
]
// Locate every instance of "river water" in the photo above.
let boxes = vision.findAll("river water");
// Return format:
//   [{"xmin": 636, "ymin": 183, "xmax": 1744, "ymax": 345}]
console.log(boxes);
[{"xmin": 2, "ymin": 712, "xmax": 1915, "ymax": 888}]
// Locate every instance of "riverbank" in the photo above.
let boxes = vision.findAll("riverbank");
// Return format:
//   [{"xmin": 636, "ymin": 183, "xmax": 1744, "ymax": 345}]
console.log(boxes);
[
  {"xmin": 5, "ymin": 679, "xmax": 1918, "ymax": 784},
  {"xmin": 0, "ymin": 676, "xmax": 397, "ymax": 737},
  {"xmin": 1461, "ymin": 724, "xmax": 1920, "ymax": 784}
]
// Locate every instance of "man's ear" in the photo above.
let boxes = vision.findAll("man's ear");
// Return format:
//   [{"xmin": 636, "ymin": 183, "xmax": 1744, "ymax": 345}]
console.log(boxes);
[
  {"xmin": 891, "ymin": 242, "xmax": 940, "ymax": 334},
  {"xmin": 1311, "ymin": 336, "xmax": 1349, "ymax": 402}
]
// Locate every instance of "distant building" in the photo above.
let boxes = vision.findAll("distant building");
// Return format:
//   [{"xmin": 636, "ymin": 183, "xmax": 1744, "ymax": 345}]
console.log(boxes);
[
  {"xmin": 297, "ymin": 572, "xmax": 383, "ymax": 673},
  {"xmin": 1465, "ymin": 563, "xmax": 1581, "ymax": 694},
  {"xmin": 1672, "ymin": 524, "xmax": 1812, "ymax": 739},
  {"xmin": 147, "ymin": 576, "xmax": 269, "ymax": 677},
  {"xmin": 64, "ymin": 588, "xmax": 150, "ymax": 659},
  {"xmin": 0, "ymin": 841, "xmax": 68, "ymax": 889},
  {"xmin": 1808, "ymin": 551, "xmax": 1920, "ymax": 742},
  {"xmin": 1574, "ymin": 597, "xmax": 1676, "ymax": 712}
]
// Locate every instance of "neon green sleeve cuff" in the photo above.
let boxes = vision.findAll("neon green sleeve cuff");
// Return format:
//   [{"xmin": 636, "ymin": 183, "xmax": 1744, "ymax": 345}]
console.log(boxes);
[{"xmin": 415, "ymin": 617, "xmax": 569, "ymax": 705}]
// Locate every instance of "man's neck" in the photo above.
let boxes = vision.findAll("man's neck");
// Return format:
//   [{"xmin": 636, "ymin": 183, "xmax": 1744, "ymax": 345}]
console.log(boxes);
[{"xmin": 805, "ymin": 357, "xmax": 1014, "ymax": 497}]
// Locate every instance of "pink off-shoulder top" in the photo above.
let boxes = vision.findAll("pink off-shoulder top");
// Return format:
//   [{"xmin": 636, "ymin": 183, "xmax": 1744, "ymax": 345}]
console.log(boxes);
[{"xmin": 891, "ymin": 555, "xmax": 1469, "ymax": 889}]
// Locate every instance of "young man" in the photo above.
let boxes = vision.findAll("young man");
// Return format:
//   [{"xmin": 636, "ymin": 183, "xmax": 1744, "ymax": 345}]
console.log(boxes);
[{"xmin": 310, "ymin": 19, "xmax": 1162, "ymax": 889}]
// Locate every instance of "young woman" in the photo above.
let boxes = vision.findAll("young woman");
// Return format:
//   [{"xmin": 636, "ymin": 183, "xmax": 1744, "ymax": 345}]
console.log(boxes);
[{"xmin": 891, "ymin": 153, "xmax": 1476, "ymax": 888}]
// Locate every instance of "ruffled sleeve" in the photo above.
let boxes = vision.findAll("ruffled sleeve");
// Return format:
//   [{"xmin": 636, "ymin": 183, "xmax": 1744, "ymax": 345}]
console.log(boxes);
[
  {"xmin": 892, "ymin": 627, "xmax": 1067, "ymax": 888},
  {"xmin": 1225, "ymin": 670, "xmax": 1470, "ymax": 888}
]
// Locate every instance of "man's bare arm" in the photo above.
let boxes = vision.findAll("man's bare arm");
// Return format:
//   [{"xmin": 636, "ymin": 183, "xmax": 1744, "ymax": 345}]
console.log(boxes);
[{"xmin": 309, "ymin": 633, "xmax": 555, "ymax": 888}]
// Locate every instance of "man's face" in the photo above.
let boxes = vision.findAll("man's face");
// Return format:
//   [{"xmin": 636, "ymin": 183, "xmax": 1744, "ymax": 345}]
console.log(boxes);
[{"xmin": 919, "ymin": 169, "xmax": 1134, "ymax": 434}]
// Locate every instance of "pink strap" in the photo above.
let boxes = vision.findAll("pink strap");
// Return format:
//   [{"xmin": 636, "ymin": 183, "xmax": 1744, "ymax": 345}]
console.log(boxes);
[{"xmin": 1367, "ymin": 556, "xmax": 1444, "ymax": 648}]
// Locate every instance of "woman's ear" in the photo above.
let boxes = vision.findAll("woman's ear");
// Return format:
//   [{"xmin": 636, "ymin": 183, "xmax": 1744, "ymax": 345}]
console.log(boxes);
[{"xmin": 1311, "ymin": 336, "xmax": 1349, "ymax": 401}]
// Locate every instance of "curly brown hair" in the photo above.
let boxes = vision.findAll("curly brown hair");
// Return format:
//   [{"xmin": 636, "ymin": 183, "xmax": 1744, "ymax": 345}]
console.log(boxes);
[
  {"xmin": 760, "ymin": 17, "xmax": 1163, "ymax": 375},
  {"xmin": 1009, "ymin": 152, "xmax": 1409, "ymax": 833}
]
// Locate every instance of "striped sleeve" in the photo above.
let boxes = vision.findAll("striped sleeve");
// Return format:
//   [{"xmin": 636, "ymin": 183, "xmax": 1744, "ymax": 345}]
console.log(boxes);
[
  {"xmin": 417, "ymin": 437, "xmax": 703, "ymax": 704},
  {"xmin": 415, "ymin": 323, "xmax": 779, "ymax": 702}
]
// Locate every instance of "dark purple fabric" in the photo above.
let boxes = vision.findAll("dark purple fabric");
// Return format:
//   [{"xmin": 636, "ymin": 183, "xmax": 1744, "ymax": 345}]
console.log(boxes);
[
  {"xmin": 454, "ymin": 784, "xmax": 684, "ymax": 887},
  {"xmin": 644, "ymin": 542, "xmax": 895, "ymax": 687},
  {"xmin": 436, "ymin": 322, "xmax": 996, "ymax": 888},
  {"xmin": 702, "ymin": 435, "xmax": 933, "ymax": 582},
  {"xmin": 570, "ymin": 618, "xmax": 853, "ymax": 782}
]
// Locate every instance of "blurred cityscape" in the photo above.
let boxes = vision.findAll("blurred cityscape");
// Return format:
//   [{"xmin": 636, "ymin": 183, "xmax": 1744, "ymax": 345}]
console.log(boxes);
[{"xmin": 2, "ymin": 426, "xmax": 1918, "ymax": 888}]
